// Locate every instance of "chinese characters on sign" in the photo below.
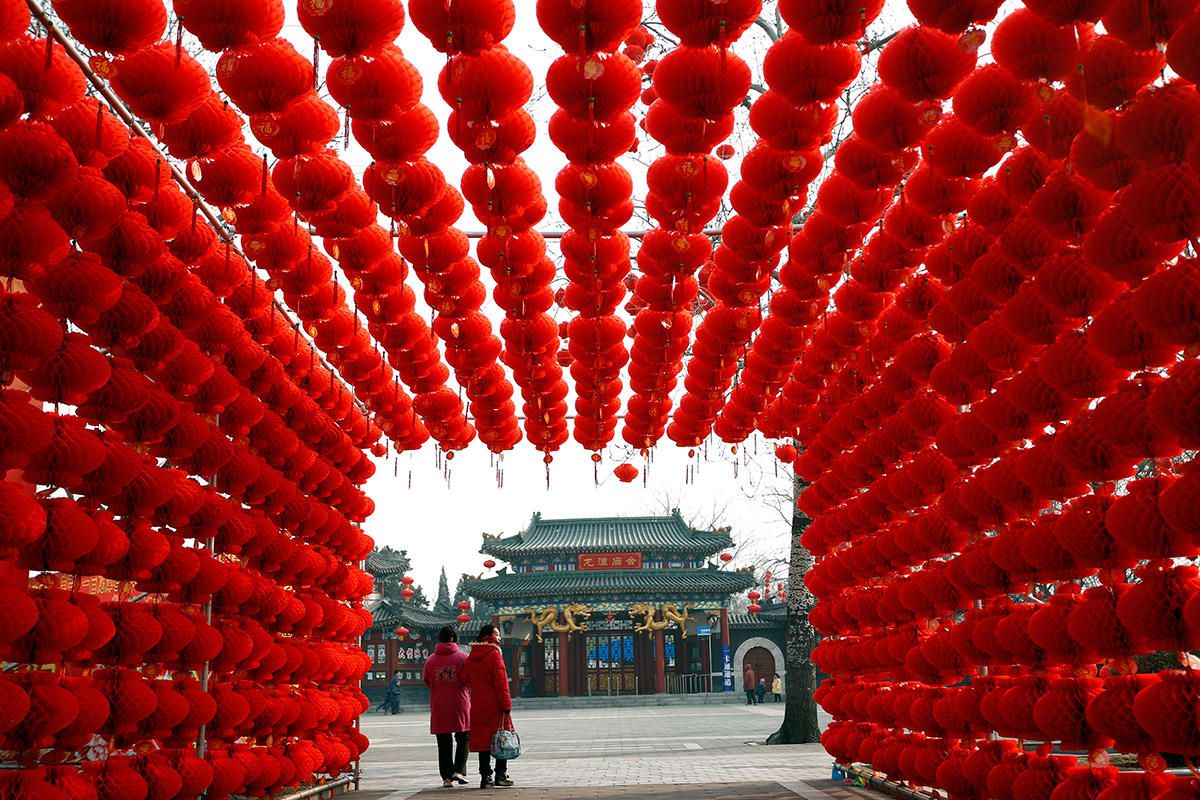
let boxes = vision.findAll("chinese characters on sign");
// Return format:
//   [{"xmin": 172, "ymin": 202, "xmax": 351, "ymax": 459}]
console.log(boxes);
[{"xmin": 577, "ymin": 552, "xmax": 643, "ymax": 570}]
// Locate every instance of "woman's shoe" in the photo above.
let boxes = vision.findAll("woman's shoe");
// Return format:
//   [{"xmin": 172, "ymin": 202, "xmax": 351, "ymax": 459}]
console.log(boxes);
[
  {"xmin": 494, "ymin": 776, "xmax": 514, "ymax": 787},
  {"xmin": 480, "ymin": 777, "xmax": 494, "ymax": 790},
  {"xmin": 453, "ymin": 774, "xmax": 469, "ymax": 785},
  {"xmin": 443, "ymin": 779, "xmax": 454, "ymax": 788}
]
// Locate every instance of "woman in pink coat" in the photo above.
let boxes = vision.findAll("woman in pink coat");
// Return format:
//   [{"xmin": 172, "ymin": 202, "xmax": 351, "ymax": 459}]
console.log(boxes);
[
  {"xmin": 461, "ymin": 624, "xmax": 513, "ymax": 789},
  {"xmin": 422, "ymin": 625, "xmax": 470, "ymax": 788}
]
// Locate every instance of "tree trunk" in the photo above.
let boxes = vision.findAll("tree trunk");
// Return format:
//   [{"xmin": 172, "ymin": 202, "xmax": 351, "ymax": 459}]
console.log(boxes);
[{"xmin": 767, "ymin": 471, "xmax": 821, "ymax": 745}]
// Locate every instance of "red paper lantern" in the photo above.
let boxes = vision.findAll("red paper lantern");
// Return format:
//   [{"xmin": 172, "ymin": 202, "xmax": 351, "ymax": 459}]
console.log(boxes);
[
  {"xmin": 216, "ymin": 38, "xmax": 314, "ymax": 116},
  {"xmin": 175, "ymin": 0, "xmax": 285, "ymax": 50},
  {"xmin": 297, "ymin": 0, "xmax": 404, "ymax": 58},
  {"xmin": 108, "ymin": 43, "xmax": 211, "ymax": 124},
  {"xmin": 613, "ymin": 463, "xmax": 639, "ymax": 482},
  {"xmin": 409, "ymin": 0, "xmax": 516, "ymax": 56},
  {"xmin": 51, "ymin": 0, "xmax": 166, "ymax": 55}
]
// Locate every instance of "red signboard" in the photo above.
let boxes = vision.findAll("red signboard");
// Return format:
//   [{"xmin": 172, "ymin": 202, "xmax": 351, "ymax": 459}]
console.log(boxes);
[{"xmin": 579, "ymin": 552, "xmax": 642, "ymax": 570}]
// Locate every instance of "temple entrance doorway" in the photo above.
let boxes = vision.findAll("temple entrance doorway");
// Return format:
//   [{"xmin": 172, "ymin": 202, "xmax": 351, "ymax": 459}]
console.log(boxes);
[
  {"xmin": 584, "ymin": 619, "xmax": 637, "ymax": 695},
  {"xmin": 743, "ymin": 646, "xmax": 775, "ymax": 688}
]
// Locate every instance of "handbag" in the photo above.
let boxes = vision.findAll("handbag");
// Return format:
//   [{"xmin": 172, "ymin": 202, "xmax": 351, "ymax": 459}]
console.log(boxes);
[{"xmin": 490, "ymin": 712, "xmax": 521, "ymax": 760}]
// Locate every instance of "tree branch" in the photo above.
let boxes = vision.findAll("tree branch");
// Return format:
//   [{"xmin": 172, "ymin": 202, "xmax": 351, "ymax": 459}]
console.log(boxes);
[{"xmin": 753, "ymin": 16, "xmax": 779, "ymax": 41}]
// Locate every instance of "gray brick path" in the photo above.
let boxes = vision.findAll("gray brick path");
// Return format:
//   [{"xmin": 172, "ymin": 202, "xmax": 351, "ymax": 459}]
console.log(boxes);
[{"xmin": 357, "ymin": 703, "xmax": 871, "ymax": 799}]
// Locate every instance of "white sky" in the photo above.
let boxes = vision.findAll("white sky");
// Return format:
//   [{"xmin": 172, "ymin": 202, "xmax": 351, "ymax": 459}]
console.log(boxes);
[{"xmin": 368, "ymin": 435, "xmax": 798, "ymax": 597}]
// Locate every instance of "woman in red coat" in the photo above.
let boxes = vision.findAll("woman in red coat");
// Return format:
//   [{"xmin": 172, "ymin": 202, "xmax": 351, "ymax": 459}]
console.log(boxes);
[
  {"xmin": 422, "ymin": 625, "xmax": 470, "ymax": 788},
  {"xmin": 461, "ymin": 624, "xmax": 514, "ymax": 789}
]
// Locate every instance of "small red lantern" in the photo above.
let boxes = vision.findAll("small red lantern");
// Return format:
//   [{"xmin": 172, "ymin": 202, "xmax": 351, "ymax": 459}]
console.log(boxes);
[
  {"xmin": 748, "ymin": 604, "xmax": 763, "ymax": 615},
  {"xmin": 456, "ymin": 614, "xmax": 470, "ymax": 624},
  {"xmin": 457, "ymin": 601, "xmax": 470, "ymax": 611},
  {"xmin": 717, "ymin": 144, "xmax": 736, "ymax": 160},
  {"xmin": 720, "ymin": 553, "xmax": 733, "ymax": 563},
  {"xmin": 483, "ymin": 559, "xmax": 496, "ymax": 570},
  {"xmin": 400, "ymin": 587, "xmax": 415, "ymax": 602},
  {"xmin": 613, "ymin": 463, "xmax": 639, "ymax": 482},
  {"xmin": 394, "ymin": 626, "xmax": 409, "ymax": 639},
  {"xmin": 748, "ymin": 591, "xmax": 761, "ymax": 601}
]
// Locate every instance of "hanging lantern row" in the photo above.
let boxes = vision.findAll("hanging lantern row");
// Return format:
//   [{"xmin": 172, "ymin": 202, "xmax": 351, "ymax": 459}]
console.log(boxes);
[
  {"xmin": 170, "ymin": 0, "xmax": 499, "ymax": 454},
  {"xmin": 539, "ymin": 0, "xmax": 643, "ymax": 456},
  {"xmin": 341, "ymin": 0, "xmax": 525, "ymax": 453},
  {"xmin": 616, "ymin": 0, "xmax": 763, "ymax": 451},
  {"xmin": 412, "ymin": 0, "xmax": 569, "ymax": 458},
  {"xmin": 671, "ymin": 5, "xmax": 863, "ymax": 448},
  {"xmin": 727, "ymin": 0, "xmax": 1200, "ymax": 796},
  {"xmin": 0, "ymin": 0, "xmax": 400, "ymax": 795}
]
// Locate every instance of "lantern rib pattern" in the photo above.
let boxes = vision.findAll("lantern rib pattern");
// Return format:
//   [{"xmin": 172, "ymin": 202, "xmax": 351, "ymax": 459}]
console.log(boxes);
[{"xmin": 536, "ymin": 0, "xmax": 643, "ymax": 454}]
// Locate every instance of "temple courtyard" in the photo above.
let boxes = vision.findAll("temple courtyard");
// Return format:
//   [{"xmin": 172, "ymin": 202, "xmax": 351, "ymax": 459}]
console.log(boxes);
[{"xmin": 354, "ymin": 703, "xmax": 871, "ymax": 799}]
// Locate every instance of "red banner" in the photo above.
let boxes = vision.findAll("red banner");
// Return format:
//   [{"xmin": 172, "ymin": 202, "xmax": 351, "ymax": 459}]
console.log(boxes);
[{"xmin": 578, "ymin": 552, "xmax": 641, "ymax": 570}]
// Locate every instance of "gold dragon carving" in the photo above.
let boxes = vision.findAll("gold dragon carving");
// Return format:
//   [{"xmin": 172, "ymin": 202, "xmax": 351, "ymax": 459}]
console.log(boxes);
[
  {"xmin": 629, "ymin": 602, "xmax": 695, "ymax": 637},
  {"xmin": 524, "ymin": 603, "xmax": 591, "ymax": 643}
]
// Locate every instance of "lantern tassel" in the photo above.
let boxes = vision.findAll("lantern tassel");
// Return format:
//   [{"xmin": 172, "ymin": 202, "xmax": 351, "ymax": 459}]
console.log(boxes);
[{"xmin": 313, "ymin": 37, "xmax": 320, "ymax": 90}]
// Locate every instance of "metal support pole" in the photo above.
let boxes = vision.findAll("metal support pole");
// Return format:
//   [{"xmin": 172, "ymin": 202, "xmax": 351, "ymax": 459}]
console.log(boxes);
[
  {"xmin": 273, "ymin": 775, "xmax": 355, "ymax": 800},
  {"xmin": 193, "ymin": 536, "xmax": 216, "ymax": 798},
  {"xmin": 459, "ymin": 228, "xmax": 724, "ymax": 240},
  {"xmin": 837, "ymin": 764, "xmax": 938, "ymax": 800}
]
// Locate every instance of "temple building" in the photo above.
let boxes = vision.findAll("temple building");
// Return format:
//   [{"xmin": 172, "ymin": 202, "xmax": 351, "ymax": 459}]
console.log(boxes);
[
  {"xmin": 359, "ymin": 513, "xmax": 789, "ymax": 706},
  {"xmin": 456, "ymin": 511, "xmax": 780, "ymax": 699}
]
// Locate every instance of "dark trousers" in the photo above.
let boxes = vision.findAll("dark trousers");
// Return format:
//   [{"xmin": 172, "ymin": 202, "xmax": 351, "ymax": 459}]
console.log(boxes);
[
  {"xmin": 745, "ymin": 689, "xmax": 756, "ymax": 705},
  {"xmin": 774, "ymin": 693, "xmax": 782, "ymax": 702},
  {"xmin": 436, "ymin": 732, "xmax": 468, "ymax": 780},
  {"xmin": 479, "ymin": 751, "xmax": 508, "ymax": 779}
]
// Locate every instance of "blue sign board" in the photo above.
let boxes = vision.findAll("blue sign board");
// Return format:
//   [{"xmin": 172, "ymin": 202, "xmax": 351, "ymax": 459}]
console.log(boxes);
[
  {"xmin": 721, "ymin": 644, "xmax": 733, "ymax": 691},
  {"xmin": 697, "ymin": 625, "xmax": 712, "ymax": 636}
]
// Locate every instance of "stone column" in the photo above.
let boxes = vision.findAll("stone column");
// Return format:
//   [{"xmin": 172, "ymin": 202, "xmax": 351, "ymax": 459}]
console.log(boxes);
[
  {"xmin": 654, "ymin": 611, "xmax": 666, "ymax": 694},
  {"xmin": 720, "ymin": 607, "xmax": 732, "ymax": 692},
  {"xmin": 558, "ymin": 626, "xmax": 569, "ymax": 697}
]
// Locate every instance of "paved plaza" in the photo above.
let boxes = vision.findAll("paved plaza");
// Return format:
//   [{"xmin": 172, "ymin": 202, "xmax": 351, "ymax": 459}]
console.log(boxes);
[{"xmin": 356, "ymin": 703, "xmax": 873, "ymax": 800}]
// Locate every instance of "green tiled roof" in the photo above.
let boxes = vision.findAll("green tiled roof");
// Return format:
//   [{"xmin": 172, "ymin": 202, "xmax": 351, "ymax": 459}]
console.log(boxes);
[
  {"xmin": 460, "ymin": 564, "xmax": 755, "ymax": 600},
  {"xmin": 367, "ymin": 597, "xmax": 482, "ymax": 634},
  {"xmin": 365, "ymin": 549, "xmax": 411, "ymax": 576},
  {"xmin": 730, "ymin": 601, "xmax": 788, "ymax": 629},
  {"xmin": 481, "ymin": 510, "xmax": 733, "ymax": 556}
]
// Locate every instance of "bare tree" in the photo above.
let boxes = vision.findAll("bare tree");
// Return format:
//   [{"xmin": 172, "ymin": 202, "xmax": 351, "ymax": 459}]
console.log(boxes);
[{"xmin": 767, "ymin": 469, "xmax": 821, "ymax": 744}]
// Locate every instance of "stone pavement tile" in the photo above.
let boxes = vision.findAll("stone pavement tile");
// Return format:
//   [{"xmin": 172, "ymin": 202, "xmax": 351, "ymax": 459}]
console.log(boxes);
[
  {"xmin": 403, "ymin": 782, "xmax": 839, "ymax": 799},
  {"xmin": 801, "ymin": 780, "xmax": 877, "ymax": 799},
  {"xmin": 360, "ymin": 705, "xmax": 840, "ymax": 795}
]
